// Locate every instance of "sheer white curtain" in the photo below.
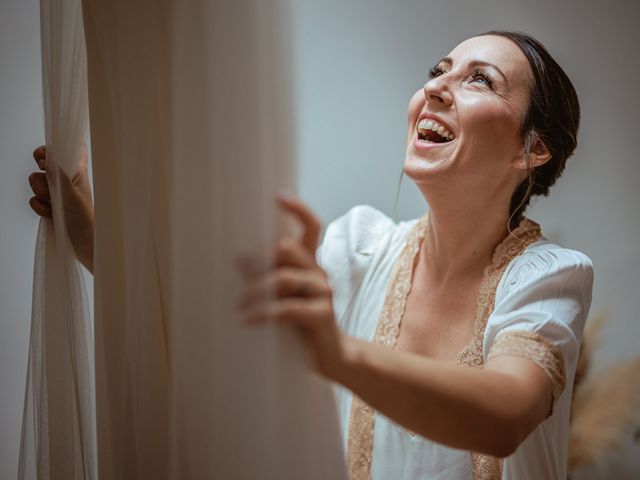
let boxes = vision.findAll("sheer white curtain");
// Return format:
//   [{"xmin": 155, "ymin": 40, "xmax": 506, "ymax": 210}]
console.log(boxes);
[
  {"xmin": 166, "ymin": 2, "xmax": 346, "ymax": 478},
  {"xmin": 19, "ymin": 0, "xmax": 96, "ymax": 478},
  {"xmin": 22, "ymin": 0, "xmax": 347, "ymax": 478}
]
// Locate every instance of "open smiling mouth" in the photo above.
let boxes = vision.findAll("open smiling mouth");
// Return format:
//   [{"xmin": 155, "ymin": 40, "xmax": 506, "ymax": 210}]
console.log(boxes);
[{"xmin": 417, "ymin": 119, "xmax": 455, "ymax": 144}]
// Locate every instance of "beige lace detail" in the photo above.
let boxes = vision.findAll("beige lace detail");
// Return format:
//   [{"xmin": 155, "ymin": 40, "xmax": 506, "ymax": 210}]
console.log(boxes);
[
  {"xmin": 347, "ymin": 214, "xmax": 429, "ymax": 480},
  {"xmin": 488, "ymin": 330, "xmax": 566, "ymax": 410},
  {"xmin": 346, "ymin": 215, "xmax": 542, "ymax": 480},
  {"xmin": 459, "ymin": 218, "xmax": 541, "ymax": 480},
  {"xmin": 455, "ymin": 219, "xmax": 543, "ymax": 369}
]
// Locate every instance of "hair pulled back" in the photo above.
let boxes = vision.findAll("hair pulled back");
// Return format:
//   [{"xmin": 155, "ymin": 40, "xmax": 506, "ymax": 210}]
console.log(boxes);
[{"xmin": 480, "ymin": 31, "xmax": 581, "ymax": 224}]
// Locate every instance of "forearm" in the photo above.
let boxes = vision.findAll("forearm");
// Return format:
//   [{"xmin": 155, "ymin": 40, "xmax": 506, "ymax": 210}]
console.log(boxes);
[
  {"xmin": 77, "ymin": 238, "xmax": 94, "ymax": 273},
  {"xmin": 73, "ymin": 227, "xmax": 94, "ymax": 273},
  {"xmin": 331, "ymin": 336, "xmax": 532, "ymax": 457}
]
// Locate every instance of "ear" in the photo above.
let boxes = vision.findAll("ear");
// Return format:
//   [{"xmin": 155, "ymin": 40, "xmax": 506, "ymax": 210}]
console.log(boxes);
[{"xmin": 513, "ymin": 131, "xmax": 551, "ymax": 170}]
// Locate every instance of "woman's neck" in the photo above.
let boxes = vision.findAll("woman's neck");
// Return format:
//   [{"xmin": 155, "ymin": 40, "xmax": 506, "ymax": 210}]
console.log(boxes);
[{"xmin": 419, "ymin": 199, "xmax": 512, "ymax": 282}]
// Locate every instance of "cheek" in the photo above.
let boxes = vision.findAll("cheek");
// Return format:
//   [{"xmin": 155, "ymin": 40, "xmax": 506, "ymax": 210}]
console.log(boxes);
[
  {"xmin": 461, "ymin": 98, "xmax": 523, "ymax": 150},
  {"xmin": 407, "ymin": 90, "xmax": 424, "ymax": 125}
]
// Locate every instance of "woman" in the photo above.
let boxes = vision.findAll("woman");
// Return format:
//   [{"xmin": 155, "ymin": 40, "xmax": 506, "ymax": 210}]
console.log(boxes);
[{"xmin": 29, "ymin": 31, "xmax": 593, "ymax": 480}]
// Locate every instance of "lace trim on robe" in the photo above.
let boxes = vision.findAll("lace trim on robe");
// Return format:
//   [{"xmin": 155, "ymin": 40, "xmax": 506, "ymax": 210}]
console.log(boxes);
[
  {"xmin": 346, "ymin": 215, "xmax": 542, "ymax": 480},
  {"xmin": 487, "ymin": 330, "xmax": 566, "ymax": 414},
  {"xmin": 346, "ymin": 214, "xmax": 429, "ymax": 480}
]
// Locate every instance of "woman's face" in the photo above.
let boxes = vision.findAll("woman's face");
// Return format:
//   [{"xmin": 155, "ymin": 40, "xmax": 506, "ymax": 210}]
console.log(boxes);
[{"xmin": 404, "ymin": 35, "xmax": 533, "ymax": 199}]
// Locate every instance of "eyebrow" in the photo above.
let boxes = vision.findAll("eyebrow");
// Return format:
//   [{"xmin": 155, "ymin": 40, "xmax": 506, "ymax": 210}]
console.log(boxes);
[{"xmin": 437, "ymin": 56, "xmax": 508, "ymax": 84}]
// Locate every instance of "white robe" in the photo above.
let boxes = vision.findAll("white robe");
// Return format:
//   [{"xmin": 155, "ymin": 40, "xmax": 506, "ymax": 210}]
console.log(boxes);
[{"xmin": 316, "ymin": 205, "xmax": 594, "ymax": 480}]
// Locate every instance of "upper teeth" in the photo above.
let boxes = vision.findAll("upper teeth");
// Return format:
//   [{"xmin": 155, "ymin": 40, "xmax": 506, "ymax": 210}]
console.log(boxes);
[{"xmin": 417, "ymin": 119, "xmax": 455, "ymax": 141}]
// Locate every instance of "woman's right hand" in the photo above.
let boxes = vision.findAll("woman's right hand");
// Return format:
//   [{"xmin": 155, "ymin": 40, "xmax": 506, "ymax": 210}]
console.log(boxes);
[{"xmin": 28, "ymin": 145, "xmax": 95, "ymax": 273}]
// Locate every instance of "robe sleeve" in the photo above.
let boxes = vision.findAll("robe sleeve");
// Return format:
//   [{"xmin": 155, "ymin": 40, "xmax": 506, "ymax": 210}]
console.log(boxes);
[
  {"xmin": 483, "ymin": 244, "xmax": 594, "ymax": 413},
  {"xmin": 315, "ymin": 205, "xmax": 395, "ymax": 326}
]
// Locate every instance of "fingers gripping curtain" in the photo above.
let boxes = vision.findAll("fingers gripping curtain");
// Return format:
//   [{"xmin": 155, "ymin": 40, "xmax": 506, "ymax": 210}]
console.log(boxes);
[
  {"xmin": 80, "ymin": 0, "xmax": 347, "ymax": 479},
  {"xmin": 19, "ymin": 0, "xmax": 96, "ymax": 478}
]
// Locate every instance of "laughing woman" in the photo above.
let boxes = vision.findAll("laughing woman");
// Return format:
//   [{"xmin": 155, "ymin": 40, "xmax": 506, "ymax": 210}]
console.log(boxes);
[
  {"xmin": 237, "ymin": 31, "xmax": 593, "ymax": 480},
  {"xmin": 28, "ymin": 30, "xmax": 593, "ymax": 480}
]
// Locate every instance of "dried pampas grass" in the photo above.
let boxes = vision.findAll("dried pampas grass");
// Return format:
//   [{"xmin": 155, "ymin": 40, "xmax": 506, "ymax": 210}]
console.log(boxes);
[{"xmin": 568, "ymin": 313, "xmax": 640, "ymax": 470}]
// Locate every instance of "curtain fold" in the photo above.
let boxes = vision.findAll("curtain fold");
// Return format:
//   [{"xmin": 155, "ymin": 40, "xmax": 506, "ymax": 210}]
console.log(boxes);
[
  {"xmin": 82, "ymin": 0, "xmax": 347, "ymax": 478},
  {"xmin": 19, "ymin": 0, "xmax": 96, "ymax": 478},
  {"xmin": 23, "ymin": 0, "xmax": 348, "ymax": 478}
]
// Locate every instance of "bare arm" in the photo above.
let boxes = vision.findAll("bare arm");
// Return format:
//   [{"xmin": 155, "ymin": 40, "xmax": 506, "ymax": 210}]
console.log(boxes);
[{"xmin": 333, "ymin": 336, "xmax": 552, "ymax": 457}]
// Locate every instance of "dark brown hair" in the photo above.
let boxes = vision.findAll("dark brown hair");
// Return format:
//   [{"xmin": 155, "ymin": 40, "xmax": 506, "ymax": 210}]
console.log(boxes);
[{"xmin": 480, "ymin": 31, "xmax": 581, "ymax": 226}]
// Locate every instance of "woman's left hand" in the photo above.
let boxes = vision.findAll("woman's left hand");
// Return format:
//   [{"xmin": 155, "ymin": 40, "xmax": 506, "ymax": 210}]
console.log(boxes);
[{"xmin": 237, "ymin": 193, "xmax": 346, "ymax": 380}]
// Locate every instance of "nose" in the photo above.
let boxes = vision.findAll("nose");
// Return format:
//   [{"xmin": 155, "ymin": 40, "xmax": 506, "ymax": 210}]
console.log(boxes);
[{"xmin": 423, "ymin": 76, "xmax": 453, "ymax": 107}]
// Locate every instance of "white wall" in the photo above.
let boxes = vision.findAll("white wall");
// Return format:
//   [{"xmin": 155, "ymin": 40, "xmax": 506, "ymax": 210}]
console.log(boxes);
[
  {"xmin": 0, "ymin": 0, "xmax": 44, "ymax": 477},
  {"xmin": 1, "ymin": 0, "xmax": 638, "ymax": 478}
]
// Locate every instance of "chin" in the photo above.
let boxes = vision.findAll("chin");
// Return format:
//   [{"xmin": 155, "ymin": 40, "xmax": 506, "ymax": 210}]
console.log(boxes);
[{"xmin": 403, "ymin": 151, "xmax": 450, "ymax": 183}]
